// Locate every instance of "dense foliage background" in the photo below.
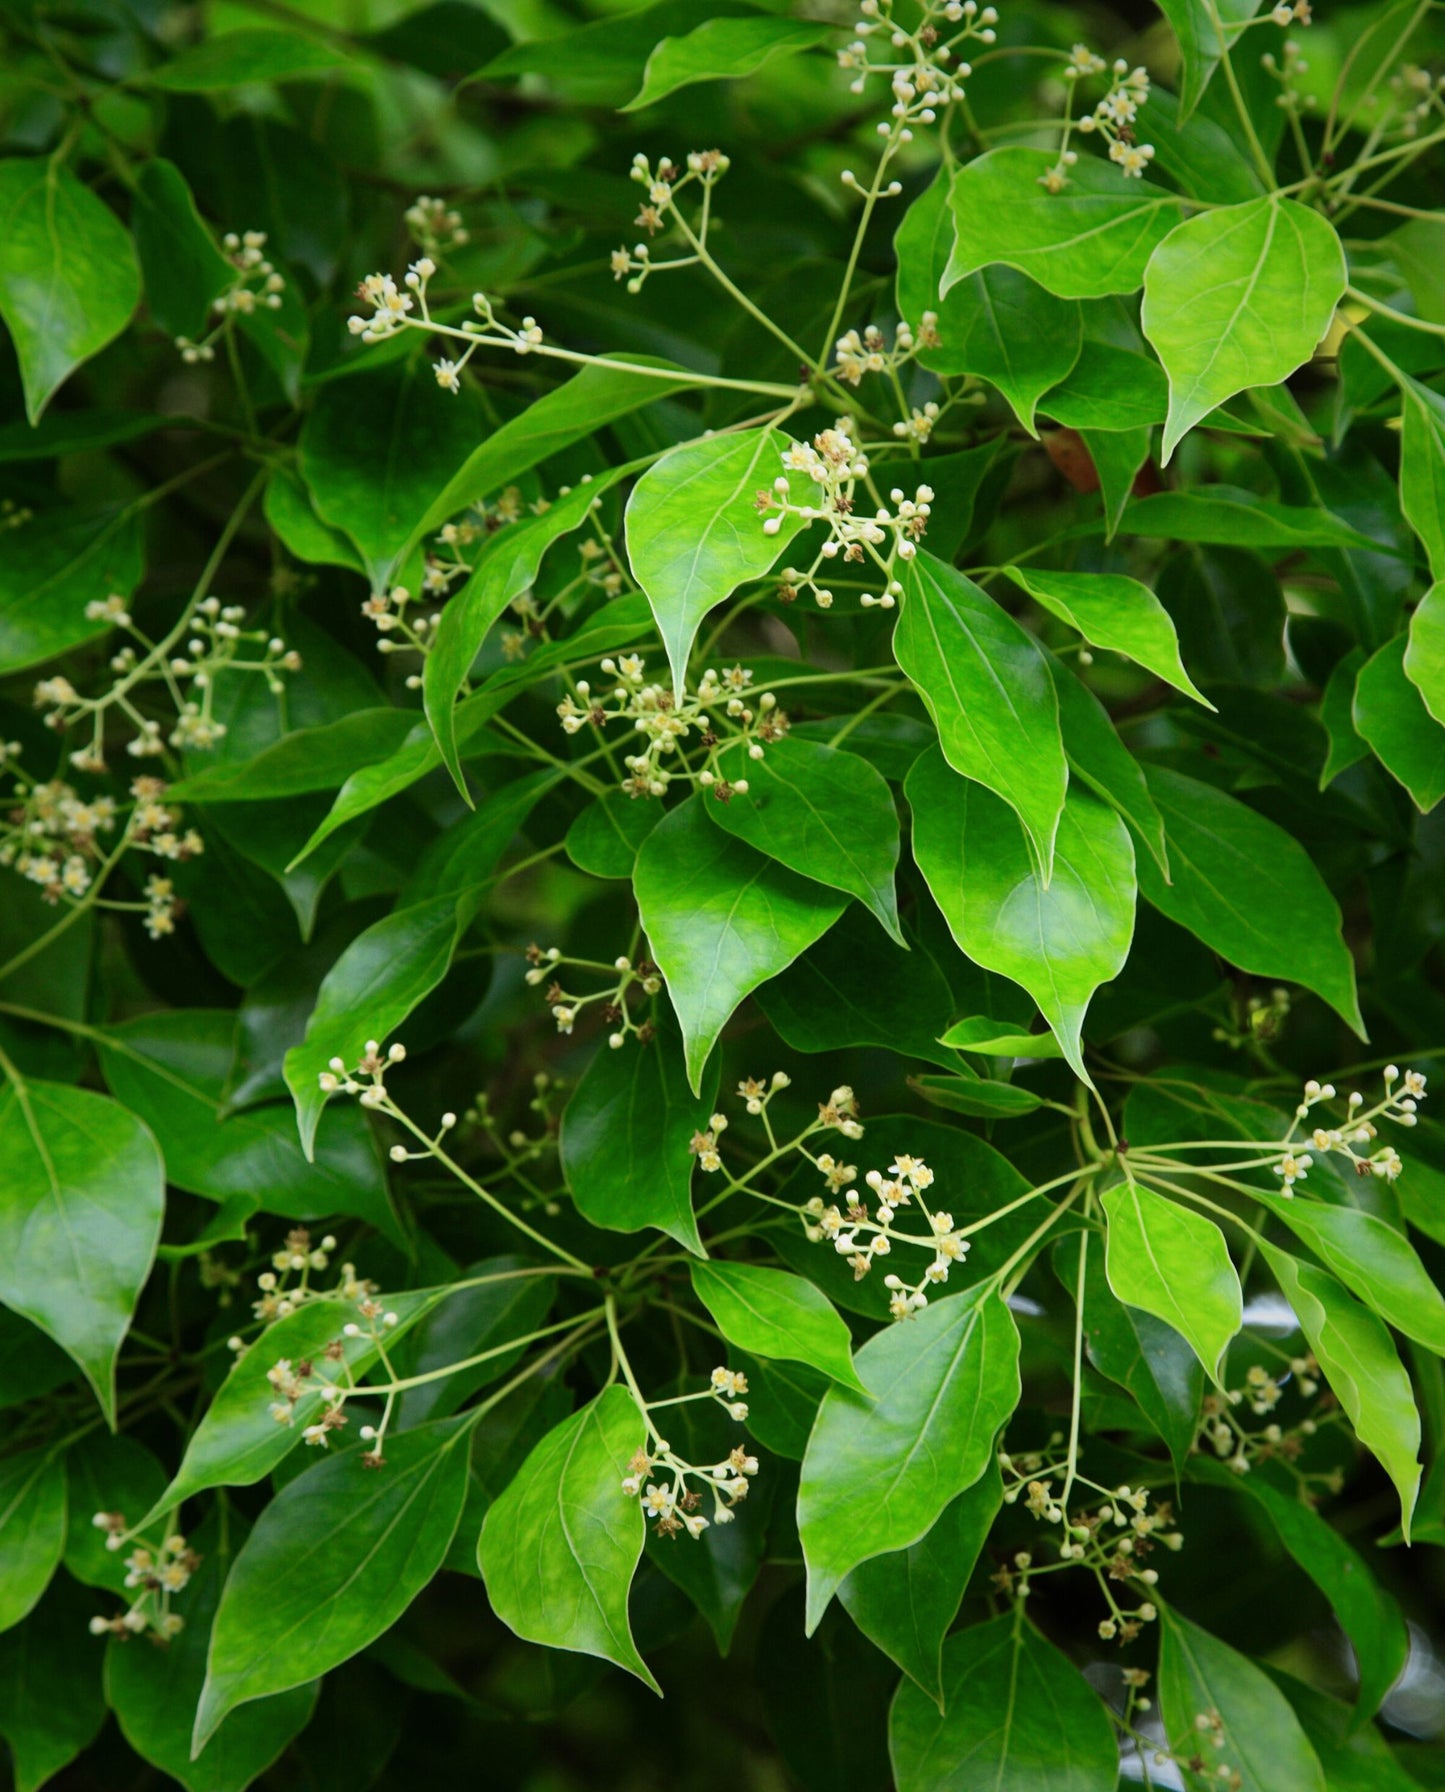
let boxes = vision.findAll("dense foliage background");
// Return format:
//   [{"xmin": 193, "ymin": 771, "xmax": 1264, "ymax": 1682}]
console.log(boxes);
[{"xmin": 2, "ymin": 0, "xmax": 1445, "ymax": 1786}]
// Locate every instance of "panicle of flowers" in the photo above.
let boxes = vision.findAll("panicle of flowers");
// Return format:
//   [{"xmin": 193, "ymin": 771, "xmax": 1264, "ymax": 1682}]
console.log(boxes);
[
  {"xmin": 1261, "ymin": 37, "xmax": 1317, "ymax": 119},
  {"xmin": 802, "ymin": 1149, "xmax": 972, "ymax": 1319},
  {"xmin": 610, "ymin": 150, "xmax": 731, "ymax": 294},
  {"xmin": 1039, "ymin": 50, "xmax": 1153, "ymax": 191},
  {"xmin": 832, "ymin": 313, "xmax": 936, "ymax": 389},
  {"xmin": 361, "ymin": 582, "xmax": 444, "ymax": 690},
  {"xmin": 619, "ymin": 1368, "xmax": 760, "ymax": 1539},
  {"xmin": 1384, "ymin": 63, "xmax": 1445, "ymax": 140},
  {"xmin": 760, "ymin": 420, "xmax": 931, "ymax": 608},
  {"xmin": 348, "ymin": 260, "xmax": 543, "ymax": 393},
  {"xmin": 176, "ymin": 229, "xmax": 285, "ymax": 363},
  {"xmin": 524, "ymin": 943, "xmax": 662, "ymax": 1047},
  {"xmin": 1196, "ymin": 1348, "xmax": 1342, "ymax": 1494},
  {"xmin": 464, "ymin": 1070, "xmax": 565, "ymax": 1176},
  {"xmin": 557, "ymin": 653, "xmax": 790, "ymax": 802},
  {"xmin": 405, "ymin": 194, "xmax": 469, "ymax": 255},
  {"xmin": 1273, "ymin": 1066, "xmax": 1426, "ymax": 1189},
  {"xmin": 88, "ymin": 1523, "xmax": 200, "ymax": 1642},
  {"xmin": 837, "ymin": 0, "xmax": 985, "ymax": 146}
]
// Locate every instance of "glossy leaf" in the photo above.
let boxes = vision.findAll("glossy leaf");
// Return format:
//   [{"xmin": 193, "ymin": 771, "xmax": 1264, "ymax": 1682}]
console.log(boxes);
[
  {"xmin": 710, "ymin": 735, "xmax": 903, "ymax": 943},
  {"xmin": 1354, "ymin": 634, "xmax": 1445, "ymax": 811},
  {"xmin": 894, "ymin": 551, "xmax": 1067, "ymax": 879},
  {"xmin": 1102, "ymin": 1181, "xmax": 1241, "ymax": 1379},
  {"xmin": 1004, "ymin": 566, "xmax": 1210, "ymax": 705},
  {"xmin": 890, "ymin": 1610, "xmax": 1120, "ymax": 1792},
  {"xmin": 1142, "ymin": 198, "xmax": 1345, "ymax": 461},
  {"xmin": 0, "ymin": 159, "xmax": 140, "ymax": 422},
  {"xmin": 945, "ymin": 148, "xmax": 1183, "ymax": 300},
  {"xmin": 1157, "ymin": 0, "xmax": 1263, "ymax": 120},
  {"xmin": 625, "ymin": 429, "xmax": 805, "ymax": 697},
  {"xmin": 634, "ymin": 795, "xmax": 846, "ymax": 1094},
  {"xmin": 691, "ymin": 1260, "xmax": 864, "ymax": 1392},
  {"xmin": 1404, "ymin": 581, "xmax": 1445, "ymax": 727},
  {"xmin": 195, "ymin": 1419, "xmax": 470, "ymax": 1748},
  {"xmin": 1400, "ymin": 375, "xmax": 1445, "ymax": 578},
  {"xmin": 1048, "ymin": 652, "xmax": 1169, "ymax": 876},
  {"xmin": 798, "ymin": 1283, "xmax": 1020, "ymax": 1629},
  {"xmin": 393, "ymin": 1259, "xmax": 558, "ymax": 1429},
  {"xmin": 908, "ymin": 745, "xmax": 1135, "ymax": 1081},
  {"xmin": 131, "ymin": 158, "xmax": 232, "ymax": 340},
  {"xmin": 624, "ymin": 17, "xmax": 832, "ymax": 109},
  {"xmin": 0, "ymin": 1080, "xmax": 163, "ymax": 1423},
  {"xmin": 0, "ymin": 1451, "xmax": 65, "ymax": 1635},
  {"xmin": 1137, "ymin": 767, "xmax": 1365, "ymax": 1036},
  {"xmin": 0, "ymin": 503, "xmax": 144, "ymax": 677},
  {"xmin": 477, "ymin": 1386, "xmax": 657, "ymax": 1690}
]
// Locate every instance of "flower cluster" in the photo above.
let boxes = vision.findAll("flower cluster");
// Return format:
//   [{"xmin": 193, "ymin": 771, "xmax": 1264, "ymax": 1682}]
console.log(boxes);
[
  {"xmin": 836, "ymin": 0, "xmax": 987, "ymax": 139},
  {"xmin": 619, "ymin": 1368, "xmax": 760, "ymax": 1539},
  {"xmin": 88, "ymin": 1522, "xmax": 200, "ymax": 1641},
  {"xmin": 761, "ymin": 421, "xmax": 930, "ymax": 608},
  {"xmin": 803, "ymin": 1152, "xmax": 971, "ymax": 1319},
  {"xmin": 1387, "ymin": 62, "xmax": 1445, "ymax": 139},
  {"xmin": 524, "ymin": 944, "xmax": 663, "ymax": 1046},
  {"xmin": 348, "ymin": 261, "xmax": 543, "ymax": 391},
  {"xmin": 1272, "ymin": 1066, "xmax": 1425, "ymax": 1189},
  {"xmin": 1039, "ymin": 49, "xmax": 1154, "ymax": 191},
  {"xmin": 832, "ymin": 315, "xmax": 936, "ymax": 389},
  {"xmin": 609, "ymin": 150, "xmax": 731, "ymax": 293},
  {"xmin": 1197, "ymin": 1349, "xmax": 1342, "ymax": 1495},
  {"xmin": 176, "ymin": 229, "xmax": 285, "ymax": 363},
  {"xmin": 557, "ymin": 654, "xmax": 790, "ymax": 801},
  {"xmin": 405, "ymin": 194, "xmax": 469, "ymax": 254}
]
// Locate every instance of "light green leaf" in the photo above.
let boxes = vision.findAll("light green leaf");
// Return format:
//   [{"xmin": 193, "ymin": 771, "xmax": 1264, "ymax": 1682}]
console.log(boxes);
[
  {"xmin": 559, "ymin": 1017, "xmax": 718, "ymax": 1255},
  {"xmin": 625, "ymin": 428, "xmax": 805, "ymax": 697},
  {"xmin": 1048, "ymin": 652, "xmax": 1170, "ymax": 877},
  {"xmin": 634, "ymin": 795, "xmax": 845, "ymax": 1094},
  {"xmin": 624, "ymin": 17, "xmax": 832, "ymax": 109},
  {"xmin": 890, "ymin": 1609, "xmax": 1119, "ymax": 1792},
  {"xmin": 907, "ymin": 745, "xmax": 1135, "ymax": 1083},
  {"xmin": 1404, "ymin": 581, "xmax": 1445, "ymax": 727},
  {"xmin": 691, "ymin": 1260, "xmax": 865, "ymax": 1393},
  {"xmin": 1354, "ymin": 633, "xmax": 1445, "ymax": 811},
  {"xmin": 895, "ymin": 170, "xmax": 1082, "ymax": 432},
  {"xmin": 0, "ymin": 1451, "xmax": 65, "ymax": 1635},
  {"xmin": 1042, "ymin": 340, "xmax": 1170, "ymax": 431},
  {"xmin": 1159, "ymin": 1607, "xmax": 1326, "ymax": 1792},
  {"xmin": 0, "ymin": 503, "xmax": 144, "ymax": 676},
  {"xmin": 478, "ymin": 1386, "xmax": 657, "ymax": 1690},
  {"xmin": 1142, "ymin": 198, "xmax": 1346, "ymax": 461},
  {"xmin": 1157, "ymin": 0, "xmax": 1266, "ymax": 120},
  {"xmin": 840, "ymin": 1463, "xmax": 1001, "ymax": 1708},
  {"xmin": 0, "ymin": 1080, "xmax": 163, "ymax": 1424},
  {"xmin": 798, "ymin": 1283, "xmax": 1019, "ymax": 1629},
  {"xmin": 1102, "ymin": 1182, "xmax": 1242, "ymax": 1379},
  {"xmin": 939, "ymin": 1016, "xmax": 1063, "ymax": 1058},
  {"xmin": 894, "ymin": 551, "xmax": 1067, "ymax": 880},
  {"xmin": 1263, "ymin": 1246, "xmax": 1421, "ymax": 1535},
  {"xmin": 167, "ymin": 708, "xmax": 414, "ymax": 802},
  {"xmin": 710, "ymin": 735, "xmax": 903, "ymax": 944},
  {"xmin": 0, "ymin": 159, "xmax": 140, "ymax": 422},
  {"xmin": 147, "ymin": 27, "xmax": 344, "ymax": 88},
  {"xmin": 945, "ymin": 148, "xmax": 1183, "ymax": 301},
  {"xmin": 1400, "ymin": 375, "xmax": 1445, "ymax": 578},
  {"xmin": 910, "ymin": 1070, "xmax": 1044, "ymax": 1119},
  {"xmin": 1120, "ymin": 488, "xmax": 1381, "ymax": 552},
  {"xmin": 263, "ymin": 466, "xmax": 365, "ymax": 574},
  {"xmin": 1005, "ymin": 566, "xmax": 1210, "ymax": 705},
  {"xmin": 1082, "ymin": 425, "xmax": 1154, "ymax": 540},
  {"xmin": 1144, "ymin": 84, "xmax": 1267, "ymax": 201},
  {"xmin": 1137, "ymin": 766, "xmax": 1365, "ymax": 1037},
  {"xmin": 195, "ymin": 1419, "xmax": 470, "ymax": 1750}
]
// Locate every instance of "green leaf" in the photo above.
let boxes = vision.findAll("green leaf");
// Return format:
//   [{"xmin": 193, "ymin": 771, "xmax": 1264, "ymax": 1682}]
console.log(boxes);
[
  {"xmin": 839, "ymin": 1462, "xmax": 1001, "ymax": 1708},
  {"xmin": 566, "ymin": 791, "xmax": 661, "ymax": 879},
  {"xmin": 1102, "ymin": 1181, "xmax": 1242, "ymax": 1379},
  {"xmin": 625, "ymin": 429, "xmax": 806, "ymax": 697},
  {"xmin": 895, "ymin": 170, "xmax": 1082, "ymax": 432},
  {"xmin": 0, "ymin": 159, "xmax": 140, "ymax": 422},
  {"xmin": 1004, "ymin": 566, "xmax": 1210, "ymax": 705},
  {"xmin": 0, "ymin": 1576, "xmax": 106, "ymax": 1792},
  {"xmin": 425, "ymin": 466, "xmax": 635, "ymax": 795},
  {"xmin": 1120, "ymin": 488, "xmax": 1381, "ymax": 553},
  {"xmin": 283, "ymin": 894, "xmax": 468, "ymax": 1156},
  {"xmin": 691, "ymin": 1260, "xmax": 864, "ymax": 1392},
  {"xmin": 144, "ymin": 1288, "xmax": 443, "ymax": 1520},
  {"xmin": 1270, "ymin": 1671, "xmax": 1422, "ymax": 1792},
  {"xmin": 0, "ymin": 1451, "xmax": 65, "ymax": 1634},
  {"xmin": 1048, "ymin": 652, "xmax": 1170, "ymax": 877},
  {"xmin": 1400, "ymin": 375, "xmax": 1445, "ymax": 579},
  {"xmin": 1158, "ymin": 1607, "xmax": 1326, "ymax": 1792},
  {"xmin": 1041, "ymin": 340, "xmax": 1169, "ymax": 431},
  {"xmin": 1354, "ymin": 634, "xmax": 1445, "ymax": 811},
  {"xmin": 106, "ymin": 1515, "xmax": 317, "ymax": 1792},
  {"xmin": 634, "ymin": 795, "xmax": 845, "ymax": 1094},
  {"xmin": 939, "ymin": 1016, "xmax": 1063, "ymax": 1058},
  {"xmin": 167, "ymin": 708, "xmax": 414, "ymax": 802},
  {"xmin": 1143, "ymin": 85, "xmax": 1266, "ymax": 203},
  {"xmin": 894, "ymin": 551, "xmax": 1067, "ymax": 879},
  {"xmin": 1190, "ymin": 1458, "xmax": 1407, "ymax": 1724},
  {"xmin": 61, "ymin": 1434, "xmax": 164, "ymax": 1593},
  {"xmin": 0, "ymin": 1080, "xmax": 163, "ymax": 1424},
  {"xmin": 1137, "ymin": 767, "xmax": 1365, "ymax": 1037},
  {"xmin": 1319, "ymin": 647, "xmax": 1371, "ymax": 787},
  {"xmin": 907, "ymin": 745, "xmax": 1135, "ymax": 1082},
  {"xmin": 1404, "ymin": 581, "xmax": 1445, "ymax": 727},
  {"xmin": 263, "ymin": 466, "xmax": 366, "ymax": 574},
  {"xmin": 945, "ymin": 148, "xmax": 1183, "ymax": 301},
  {"xmin": 909, "ymin": 1070, "xmax": 1045, "ymax": 1119},
  {"xmin": 393, "ymin": 1258, "xmax": 556, "ymax": 1429},
  {"xmin": 624, "ymin": 17, "xmax": 832, "ymax": 109},
  {"xmin": 559, "ymin": 1017, "xmax": 718, "ymax": 1255},
  {"xmin": 0, "ymin": 503, "xmax": 144, "ymax": 676},
  {"xmin": 890, "ymin": 1609, "xmax": 1119, "ymax": 1792},
  {"xmin": 1156, "ymin": 545, "xmax": 1286, "ymax": 690},
  {"xmin": 477, "ymin": 1386, "xmax": 657, "ymax": 1691},
  {"xmin": 1142, "ymin": 198, "xmax": 1346, "ymax": 461},
  {"xmin": 97, "ymin": 1011, "xmax": 397, "ymax": 1240},
  {"xmin": 1157, "ymin": 0, "xmax": 1264, "ymax": 120},
  {"xmin": 130, "ymin": 159, "xmax": 232, "ymax": 340},
  {"xmin": 798, "ymin": 1283, "xmax": 1020, "ymax": 1629},
  {"xmin": 710, "ymin": 736, "xmax": 903, "ymax": 944},
  {"xmin": 1262, "ymin": 1246, "xmax": 1421, "ymax": 1535},
  {"xmin": 299, "ymin": 364, "xmax": 486, "ymax": 588},
  {"xmin": 194, "ymin": 1418, "xmax": 470, "ymax": 1750},
  {"xmin": 147, "ymin": 27, "xmax": 344, "ymax": 88}
]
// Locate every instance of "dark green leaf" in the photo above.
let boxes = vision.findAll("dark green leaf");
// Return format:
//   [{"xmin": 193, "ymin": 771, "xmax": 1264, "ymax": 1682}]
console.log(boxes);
[{"xmin": 0, "ymin": 1451, "xmax": 65, "ymax": 1634}]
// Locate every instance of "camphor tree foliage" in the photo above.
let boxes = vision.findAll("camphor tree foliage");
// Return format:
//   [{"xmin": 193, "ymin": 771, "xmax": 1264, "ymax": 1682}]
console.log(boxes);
[{"xmin": 3, "ymin": 0, "xmax": 1445, "ymax": 1785}]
